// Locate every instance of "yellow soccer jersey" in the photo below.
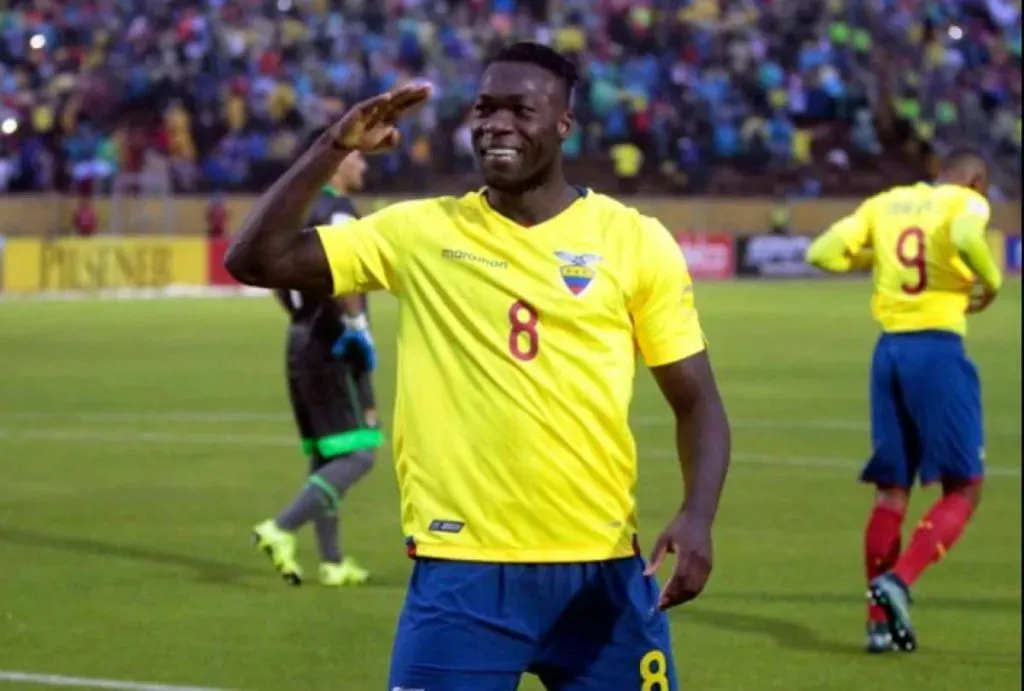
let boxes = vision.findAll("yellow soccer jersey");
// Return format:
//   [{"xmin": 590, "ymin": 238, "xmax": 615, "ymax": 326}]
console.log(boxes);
[
  {"xmin": 810, "ymin": 183, "xmax": 996, "ymax": 335},
  {"xmin": 316, "ymin": 189, "xmax": 705, "ymax": 563}
]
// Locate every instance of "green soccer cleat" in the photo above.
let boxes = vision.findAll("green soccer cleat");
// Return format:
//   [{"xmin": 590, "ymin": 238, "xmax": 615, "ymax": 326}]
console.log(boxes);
[
  {"xmin": 252, "ymin": 519, "xmax": 303, "ymax": 586},
  {"xmin": 865, "ymin": 621, "xmax": 896, "ymax": 654},
  {"xmin": 868, "ymin": 573, "xmax": 917, "ymax": 652},
  {"xmin": 319, "ymin": 558, "xmax": 370, "ymax": 587}
]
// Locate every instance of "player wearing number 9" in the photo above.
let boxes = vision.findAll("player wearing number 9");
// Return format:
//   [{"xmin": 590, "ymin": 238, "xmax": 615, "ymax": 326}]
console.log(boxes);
[
  {"xmin": 806, "ymin": 149, "xmax": 1004, "ymax": 655},
  {"xmin": 225, "ymin": 41, "xmax": 731, "ymax": 690}
]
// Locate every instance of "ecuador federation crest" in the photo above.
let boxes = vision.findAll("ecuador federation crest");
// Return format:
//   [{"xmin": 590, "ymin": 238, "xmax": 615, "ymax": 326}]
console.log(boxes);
[{"xmin": 555, "ymin": 251, "xmax": 603, "ymax": 296}]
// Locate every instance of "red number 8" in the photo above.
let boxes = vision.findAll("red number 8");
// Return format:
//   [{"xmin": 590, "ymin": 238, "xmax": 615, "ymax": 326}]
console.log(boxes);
[
  {"xmin": 508, "ymin": 300, "xmax": 539, "ymax": 361},
  {"xmin": 896, "ymin": 226, "xmax": 927, "ymax": 295}
]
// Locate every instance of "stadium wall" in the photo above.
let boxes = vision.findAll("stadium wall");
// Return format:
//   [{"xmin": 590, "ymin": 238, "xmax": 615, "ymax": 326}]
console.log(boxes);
[
  {"xmin": 0, "ymin": 195, "xmax": 1020, "ymax": 238},
  {"xmin": 0, "ymin": 232, "xmax": 1016, "ymax": 297}
]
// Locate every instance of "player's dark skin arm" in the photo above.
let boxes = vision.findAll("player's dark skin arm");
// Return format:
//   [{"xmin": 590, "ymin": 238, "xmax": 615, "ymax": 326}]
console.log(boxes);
[
  {"xmin": 646, "ymin": 350, "xmax": 731, "ymax": 609},
  {"xmin": 273, "ymin": 289, "xmax": 297, "ymax": 315},
  {"xmin": 224, "ymin": 84, "xmax": 432, "ymax": 293},
  {"xmin": 224, "ymin": 138, "xmax": 344, "ymax": 295}
]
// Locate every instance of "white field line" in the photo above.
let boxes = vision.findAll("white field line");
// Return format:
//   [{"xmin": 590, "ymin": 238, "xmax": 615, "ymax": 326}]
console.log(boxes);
[
  {"xmin": 0, "ymin": 669, "xmax": 228, "ymax": 691},
  {"xmin": 0, "ymin": 410, "xmax": 1018, "ymax": 439},
  {"xmin": 634, "ymin": 415, "xmax": 1022, "ymax": 439},
  {"xmin": 644, "ymin": 448, "xmax": 1022, "ymax": 477},
  {"xmin": 0, "ymin": 424, "xmax": 1019, "ymax": 478},
  {"xmin": 0, "ymin": 285, "xmax": 269, "ymax": 303}
]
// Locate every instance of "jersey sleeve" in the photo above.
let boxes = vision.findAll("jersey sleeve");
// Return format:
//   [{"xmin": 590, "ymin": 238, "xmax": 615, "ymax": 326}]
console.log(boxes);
[
  {"xmin": 315, "ymin": 202, "xmax": 410, "ymax": 295},
  {"xmin": 950, "ymin": 191, "xmax": 1003, "ymax": 291},
  {"xmin": 806, "ymin": 196, "xmax": 875, "ymax": 272},
  {"xmin": 629, "ymin": 217, "xmax": 706, "ymax": 367}
]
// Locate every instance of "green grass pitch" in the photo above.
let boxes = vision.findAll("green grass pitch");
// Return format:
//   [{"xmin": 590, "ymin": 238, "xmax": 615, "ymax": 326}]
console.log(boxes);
[{"xmin": 0, "ymin": 279, "xmax": 1020, "ymax": 691}]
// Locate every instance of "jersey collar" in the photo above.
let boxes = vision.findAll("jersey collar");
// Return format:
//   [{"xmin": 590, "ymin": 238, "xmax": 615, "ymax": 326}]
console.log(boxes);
[{"xmin": 474, "ymin": 186, "xmax": 589, "ymax": 232}]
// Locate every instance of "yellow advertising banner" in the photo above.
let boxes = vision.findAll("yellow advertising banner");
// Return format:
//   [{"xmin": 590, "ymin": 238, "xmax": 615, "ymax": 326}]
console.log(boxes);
[
  {"xmin": 2, "ymin": 237, "xmax": 208, "ymax": 294},
  {"xmin": 2, "ymin": 238, "xmax": 43, "ymax": 293}
]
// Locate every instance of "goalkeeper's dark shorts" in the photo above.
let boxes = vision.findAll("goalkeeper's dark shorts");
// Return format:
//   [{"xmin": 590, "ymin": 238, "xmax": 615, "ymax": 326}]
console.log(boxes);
[{"xmin": 287, "ymin": 361, "xmax": 382, "ymax": 461}]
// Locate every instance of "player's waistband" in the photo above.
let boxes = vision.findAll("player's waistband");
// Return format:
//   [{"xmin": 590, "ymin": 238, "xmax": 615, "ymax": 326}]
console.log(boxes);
[
  {"xmin": 879, "ymin": 329, "xmax": 963, "ymax": 343},
  {"xmin": 405, "ymin": 535, "xmax": 642, "ymax": 563}
]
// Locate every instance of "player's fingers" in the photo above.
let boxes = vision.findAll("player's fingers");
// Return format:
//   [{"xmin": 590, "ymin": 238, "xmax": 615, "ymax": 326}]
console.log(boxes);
[
  {"xmin": 391, "ymin": 81, "xmax": 433, "ymax": 109},
  {"xmin": 660, "ymin": 556, "xmax": 697, "ymax": 609},
  {"xmin": 658, "ymin": 565, "xmax": 689, "ymax": 609},
  {"xmin": 645, "ymin": 535, "xmax": 671, "ymax": 576},
  {"xmin": 382, "ymin": 82, "xmax": 433, "ymax": 121},
  {"xmin": 676, "ymin": 553, "xmax": 712, "ymax": 603},
  {"xmin": 365, "ymin": 128, "xmax": 400, "ymax": 154},
  {"xmin": 383, "ymin": 129, "xmax": 401, "ymax": 149},
  {"xmin": 356, "ymin": 93, "xmax": 394, "ymax": 127}
]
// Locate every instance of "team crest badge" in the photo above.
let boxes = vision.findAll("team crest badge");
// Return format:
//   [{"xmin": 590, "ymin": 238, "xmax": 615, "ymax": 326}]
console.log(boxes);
[{"xmin": 555, "ymin": 251, "xmax": 603, "ymax": 296}]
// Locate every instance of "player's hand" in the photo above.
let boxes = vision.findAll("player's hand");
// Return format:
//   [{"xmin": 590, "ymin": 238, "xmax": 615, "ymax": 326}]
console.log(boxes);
[
  {"xmin": 966, "ymin": 282, "xmax": 998, "ymax": 315},
  {"xmin": 644, "ymin": 510, "xmax": 714, "ymax": 610},
  {"xmin": 333, "ymin": 314, "xmax": 377, "ymax": 373},
  {"xmin": 327, "ymin": 82, "xmax": 433, "ymax": 154}
]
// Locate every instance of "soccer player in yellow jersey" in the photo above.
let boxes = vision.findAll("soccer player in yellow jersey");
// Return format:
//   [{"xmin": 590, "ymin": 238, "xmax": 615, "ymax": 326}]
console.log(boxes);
[
  {"xmin": 226, "ymin": 43, "xmax": 732, "ymax": 690},
  {"xmin": 807, "ymin": 149, "xmax": 1004, "ymax": 655}
]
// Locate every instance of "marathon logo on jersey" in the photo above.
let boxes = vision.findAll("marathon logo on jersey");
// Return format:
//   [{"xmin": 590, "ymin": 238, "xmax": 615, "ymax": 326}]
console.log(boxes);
[
  {"xmin": 555, "ymin": 251, "xmax": 603, "ymax": 296},
  {"xmin": 428, "ymin": 519, "xmax": 465, "ymax": 534},
  {"xmin": 1006, "ymin": 235, "xmax": 1021, "ymax": 274},
  {"xmin": 442, "ymin": 248, "xmax": 509, "ymax": 269}
]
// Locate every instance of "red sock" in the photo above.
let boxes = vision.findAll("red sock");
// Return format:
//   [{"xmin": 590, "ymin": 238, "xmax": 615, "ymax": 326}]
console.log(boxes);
[
  {"xmin": 864, "ymin": 502, "xmax": 905, "ymax": 622},
  {"xmin": 892, "ymin": 492, "xmax": 975, "ymax": 587}
]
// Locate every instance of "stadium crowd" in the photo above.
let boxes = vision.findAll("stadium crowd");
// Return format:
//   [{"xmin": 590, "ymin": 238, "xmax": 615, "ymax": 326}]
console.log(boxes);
[{"xmin": 0, "ymin": 0, "xmax": 1020, "ymax": 198}]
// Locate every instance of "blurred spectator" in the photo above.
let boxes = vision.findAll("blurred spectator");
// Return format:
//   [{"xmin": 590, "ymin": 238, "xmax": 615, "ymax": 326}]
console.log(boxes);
[
  {"xmin": 610, "ymin": 140, "xmax": 643, "ymax": 194},
  {"xmin": 206, "ymin": 192, "xmax": 227, "ymax": 239},
  {"xmin": 0, "ymin": 0, "xmax": 1018, "ymax": 198},
  {"xmin": 72, "ymin": 197, "xmax": 97, "ymax": 236},
  {"xmin": 769, "ymin": 196, "xmax": 792, "ymax": 235}
]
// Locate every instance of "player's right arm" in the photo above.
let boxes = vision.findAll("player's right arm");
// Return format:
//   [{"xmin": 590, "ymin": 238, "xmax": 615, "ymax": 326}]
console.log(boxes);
[
  {"xmin": 224, "ymin": 83, "xmax": 431, "ymax": 294},
  {"xmin": 319, "ymin": 208, "xmax": 375, "ymax": 315},
  {"xmin": 806, "ymin": 196, "xmax": 876, "ymax": 273},
  {"xmin": 273, "ymin": 289, "xmax": 298, "ymax": 315}
]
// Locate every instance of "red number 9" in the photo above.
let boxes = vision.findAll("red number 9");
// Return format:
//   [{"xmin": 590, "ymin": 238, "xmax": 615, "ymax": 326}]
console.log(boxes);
[
  {"xmin": 896, "ymin": 226, "xmax": 927, "ymax": 295},
  {"xmin": 508, "ymin": 300, "xmax": 539, "ymax": 361}
]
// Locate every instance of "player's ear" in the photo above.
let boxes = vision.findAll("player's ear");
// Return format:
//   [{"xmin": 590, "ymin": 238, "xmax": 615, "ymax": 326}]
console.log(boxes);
[{"xmin": 558, "ymin": 111, "xmax": 574, "ymax": 140}]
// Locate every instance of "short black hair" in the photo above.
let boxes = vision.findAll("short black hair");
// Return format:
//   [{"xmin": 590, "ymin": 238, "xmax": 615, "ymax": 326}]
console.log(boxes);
[
  {"xmin": 486, "ymin": 41, "xmax": 579, "ymax": 102},
  {"xmin": 942, "ymin": 146, "xmax": 989, "ymax": 173}
]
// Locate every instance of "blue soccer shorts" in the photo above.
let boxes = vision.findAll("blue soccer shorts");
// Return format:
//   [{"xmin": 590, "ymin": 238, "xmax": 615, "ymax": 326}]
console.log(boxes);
[
  {"xmin": 388, "ymin": 555, "xmax": 679, "ymax": 691},
  {"xmin": 861, "ymin": 330, "xmax": 985, "ymax": 489}
]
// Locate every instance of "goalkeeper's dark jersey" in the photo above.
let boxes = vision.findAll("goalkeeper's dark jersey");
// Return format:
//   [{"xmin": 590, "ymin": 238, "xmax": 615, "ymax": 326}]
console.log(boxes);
[{"xmin": 275, "ymin": 187, "xmax": 362, "ymax": 368}]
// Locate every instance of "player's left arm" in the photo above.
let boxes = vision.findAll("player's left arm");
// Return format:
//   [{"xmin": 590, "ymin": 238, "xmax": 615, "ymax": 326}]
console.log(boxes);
[
  {"xmin": 630, "ymin": 217, "xmax": 732, "ymax": 610},
  {"xmin": 807, "ymin": 197, "xmax": 875, "ymax": 273},
  {"xmin": 951, "ymin": 194, "xmax": 1003, "ymax": 295}
]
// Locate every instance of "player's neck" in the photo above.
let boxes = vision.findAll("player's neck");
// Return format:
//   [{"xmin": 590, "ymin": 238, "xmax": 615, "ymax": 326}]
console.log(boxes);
[
  {"xmin": 484, "ymin": 181, "xmax": 578, "ymax": 228},
  {"xmin": 933, "ymin": 176, "xmax": 966, "ymax": 189}
]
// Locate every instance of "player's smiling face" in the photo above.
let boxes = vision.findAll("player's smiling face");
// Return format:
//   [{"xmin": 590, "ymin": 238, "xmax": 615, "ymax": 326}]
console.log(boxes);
[{"xmin": 470, "ymin": 62, "xmax": 570, "ymax": 191}]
